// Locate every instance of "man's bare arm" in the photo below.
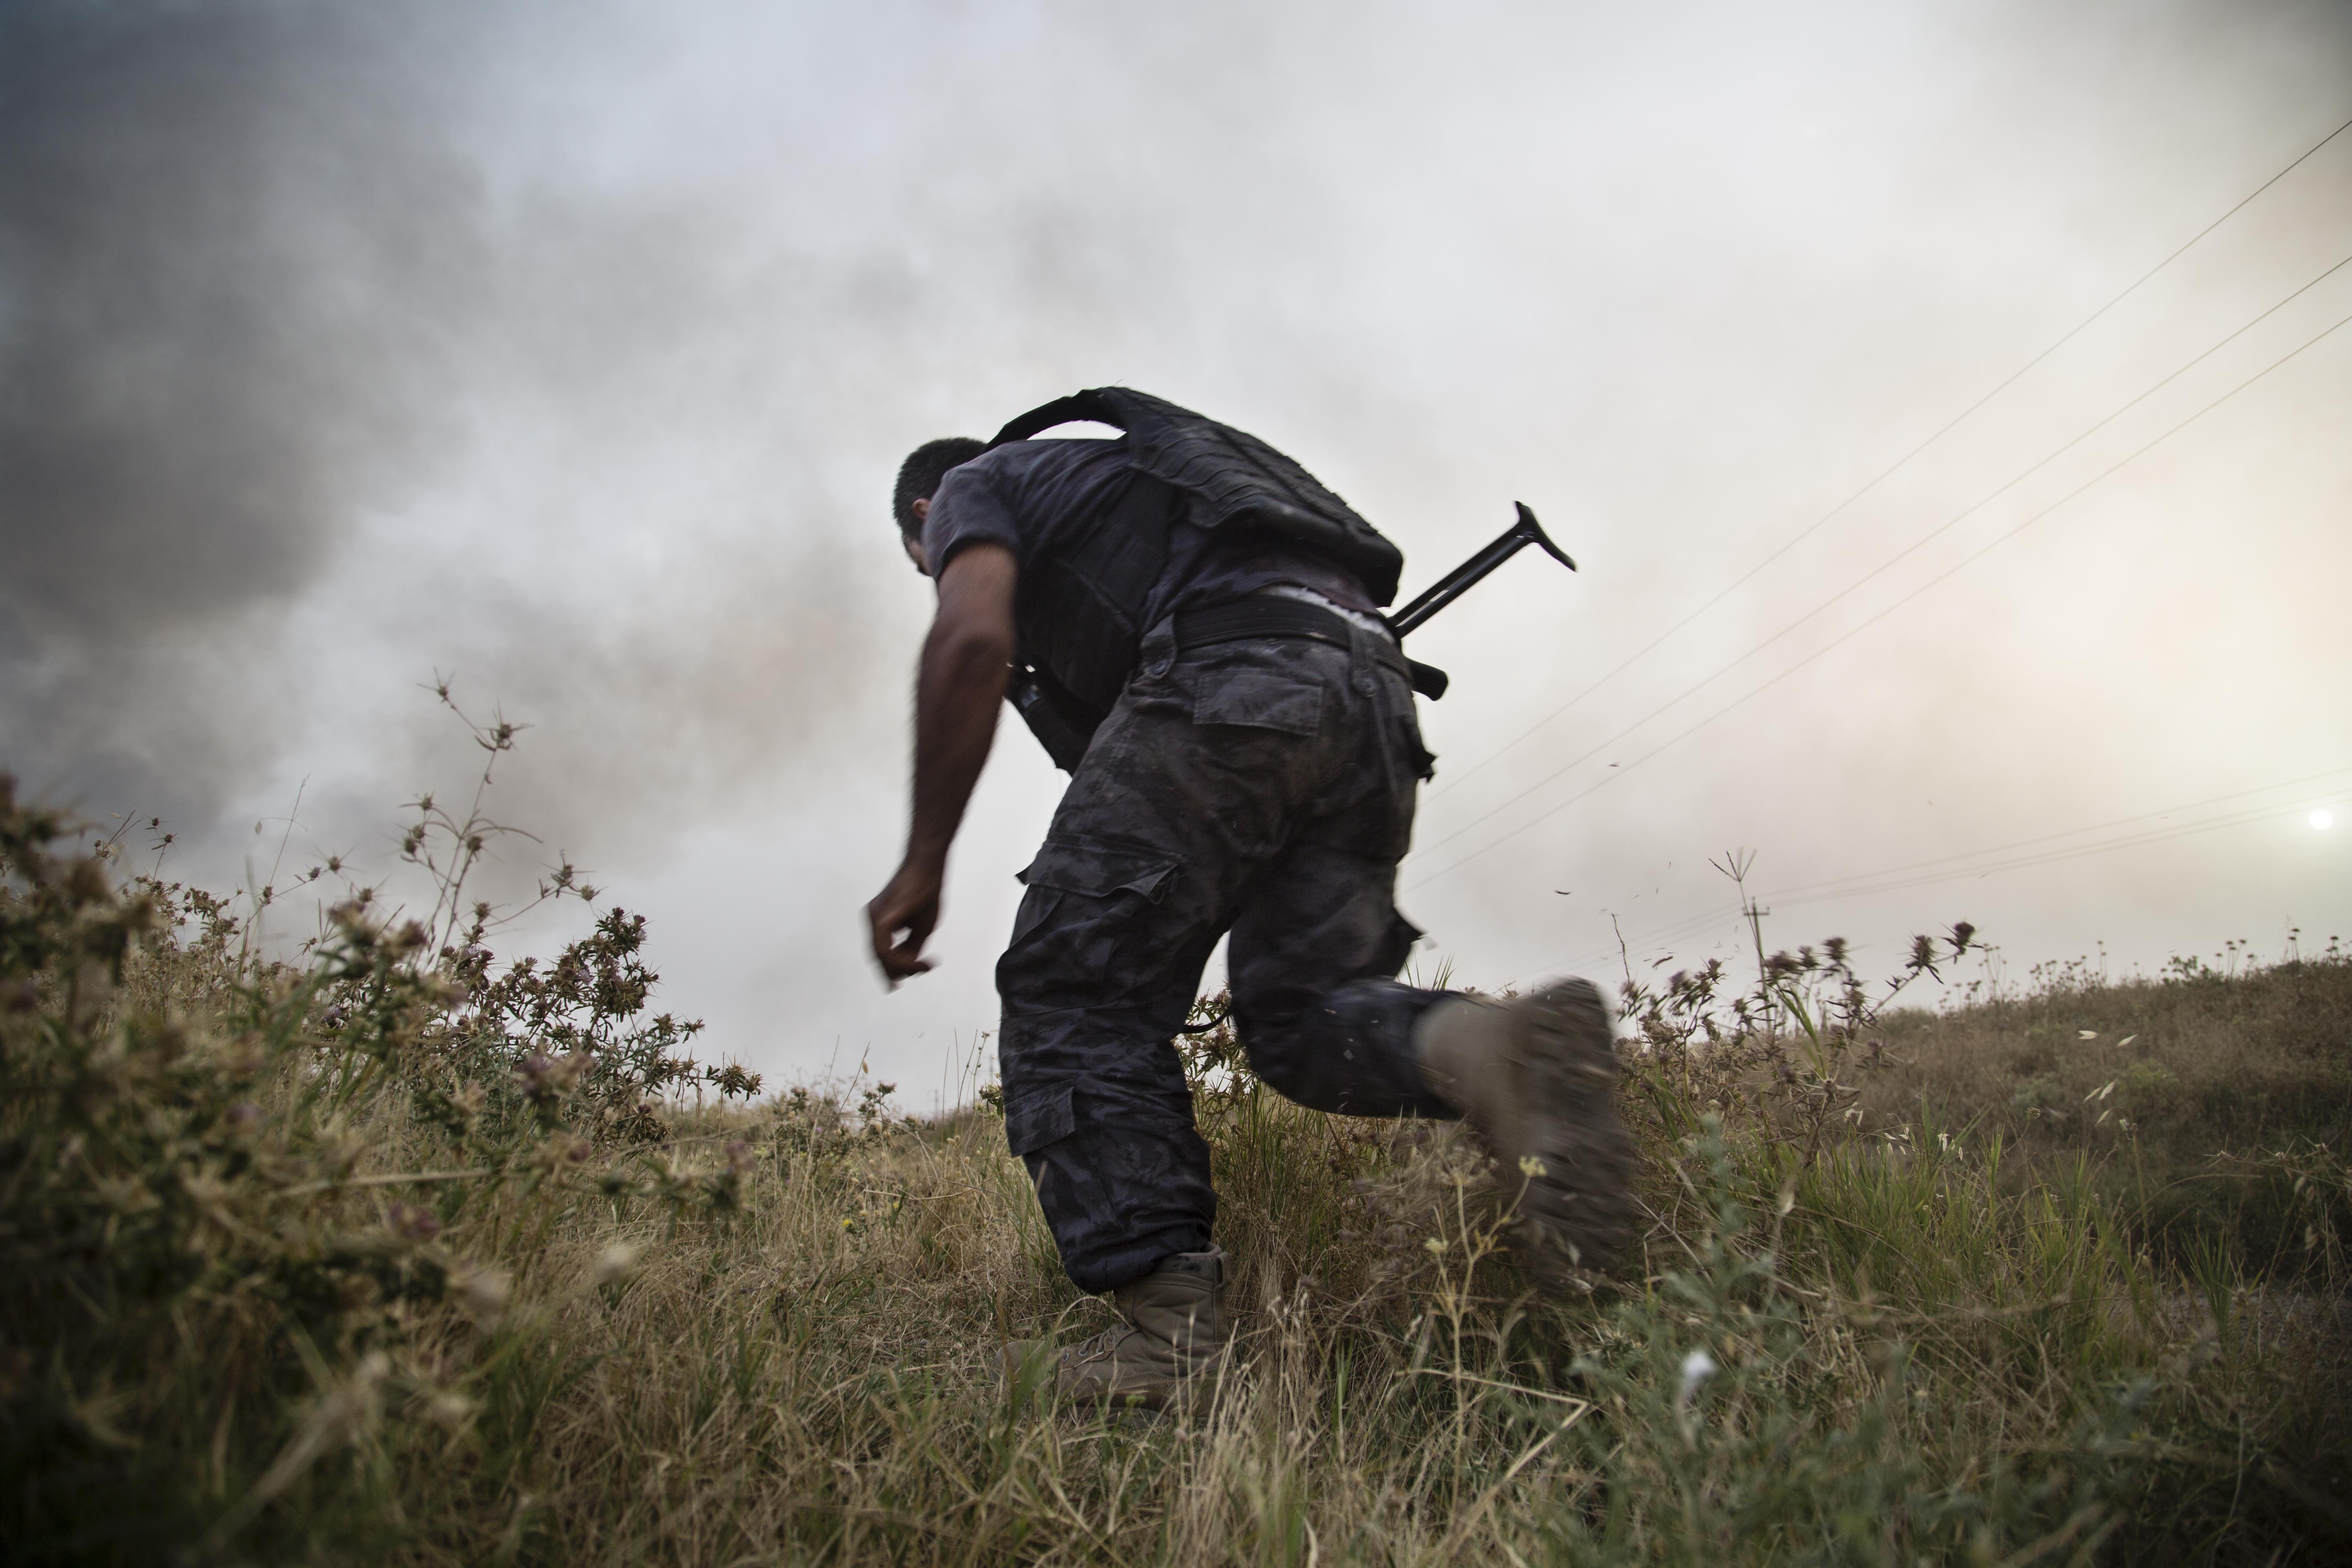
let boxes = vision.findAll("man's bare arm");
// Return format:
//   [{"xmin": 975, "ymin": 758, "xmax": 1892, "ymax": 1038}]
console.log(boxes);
[{"xmin": 865, "ymin": 542, "xmax": 1017, "ymax": 982}]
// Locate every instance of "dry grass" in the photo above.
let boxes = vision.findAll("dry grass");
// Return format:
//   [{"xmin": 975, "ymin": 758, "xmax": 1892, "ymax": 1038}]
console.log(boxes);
[
  {"xmin": 1861, "ymin": 949, "xmax": 2352, "ymax": 1276},
  {"xmin": 5, "ymin": 753, "xmax": 2350, "ymax": 1565}
]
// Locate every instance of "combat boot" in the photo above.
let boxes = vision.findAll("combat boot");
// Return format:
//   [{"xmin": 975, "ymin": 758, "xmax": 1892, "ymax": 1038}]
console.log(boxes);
[
  {"xmin": 1002, "ymin": 1247, "xmax": 1228, "ymax": 1414},
  {"xmin": 1414, "ymin": 977, "xmax": 1637, "ymax": 1278}
]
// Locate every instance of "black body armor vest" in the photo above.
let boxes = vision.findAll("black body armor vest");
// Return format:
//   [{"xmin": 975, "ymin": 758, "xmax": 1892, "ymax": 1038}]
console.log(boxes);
[{"xmin": 983, "ymin": 389, "xmax": 1406, "ymax": 772}]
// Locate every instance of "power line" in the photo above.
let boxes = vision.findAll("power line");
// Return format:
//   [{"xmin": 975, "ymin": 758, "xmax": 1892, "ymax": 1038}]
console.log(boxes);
[
  {"xmin": 1511, "ymin": 771, "xmax": 2352, "ymax": 986},
  {"xmin": 1523, "ymin": 772, "xmax": 2352, "ymax": 987},
  {"xmin": 1421, "ymin": 110, "xmax": 2352, "ymax": 807},
  {"xmin": 1763, "ymin": 764, "xmax": 2352, "ymax": 902},
  {"xmin": 1406, "ymin": 275, "xmax": 2352, "ymax": 880},
  {"xmin": 1775, "ymin": 793, "xmax": 2351, "ymax": 907},
  {"xmin": 1404, "ymin": 305, "xmax": 2352, "ymax": 892}
]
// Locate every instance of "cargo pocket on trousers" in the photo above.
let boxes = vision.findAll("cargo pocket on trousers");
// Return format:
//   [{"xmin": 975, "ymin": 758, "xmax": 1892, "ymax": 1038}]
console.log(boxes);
[
  {"xmin": 1000, "ymin": 836, "xmax": 1184, "ymax": 1008},
  {"xmin": 1007, "ymin": 886, "xmax": 1063, "ymax": 949},
  {"xmin": 1003, "ymin": 1083, "xmax": 1076, "ymax": 1158},
  {"xmin": 1015, "ymin": 836, "xmax": 1180, "ymax": 904}
]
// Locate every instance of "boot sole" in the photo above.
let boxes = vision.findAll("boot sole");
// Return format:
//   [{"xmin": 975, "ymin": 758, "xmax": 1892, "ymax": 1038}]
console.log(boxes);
[{"xmin": 1511, "ymin": 978, "xmax": 1638, "ymax": 1276}]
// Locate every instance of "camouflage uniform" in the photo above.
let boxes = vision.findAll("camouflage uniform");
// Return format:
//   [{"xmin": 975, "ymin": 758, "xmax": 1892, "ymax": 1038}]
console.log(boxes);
[{"xmin": 996, "ymin": 612, "xmax": 1454, "ymax": 1293}]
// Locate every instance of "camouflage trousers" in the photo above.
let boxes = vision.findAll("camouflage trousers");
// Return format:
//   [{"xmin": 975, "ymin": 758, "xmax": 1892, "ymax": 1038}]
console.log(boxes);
[{"xmin": 996, "ymin": 612, "xmax": 1457, "ymax": 1293}]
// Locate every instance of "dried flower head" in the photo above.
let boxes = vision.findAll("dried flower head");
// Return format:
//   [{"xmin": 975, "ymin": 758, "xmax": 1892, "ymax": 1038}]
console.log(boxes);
[
  {"xmin": 449, "ymin": 1261, "xmax": 510, "ymax": 1322},
  {"xmin": 588, "ymin": 1243, "xmax": 639, "ymax": 1287}
]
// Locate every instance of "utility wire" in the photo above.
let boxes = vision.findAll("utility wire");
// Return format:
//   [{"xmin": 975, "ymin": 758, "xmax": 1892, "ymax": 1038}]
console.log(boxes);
[
  {"xmin": 1404, "ymin": 305, "xmax": 2352, "ymax": 892},
  {"xmin": 1406, "ymin": 264, "xmax": 2352, "ymax": 878},
  {"xmin": 1513, "ymin": 771, "xmax": 2352, "ymax": 985},
  {"xmin": 1422, "ymin": 110, "xmax": 2352, "ymax": 806},
  {"xmin": 1535, "ymin": 764, "xmax": 2352, "ymax": 972},
  {"xmin": 1762, "ymin": 764, "xmax": 2352, "ymax": 902},
  {"xmin": 1773, "ymin": 791, "xmax": 2351, "ymax": 906}
]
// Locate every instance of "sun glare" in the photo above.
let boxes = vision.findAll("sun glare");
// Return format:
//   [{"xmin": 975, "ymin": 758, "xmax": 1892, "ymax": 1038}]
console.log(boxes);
[{"xmin": 2314, "ymin": 809, "xmax": 2336, "ymax": 831}]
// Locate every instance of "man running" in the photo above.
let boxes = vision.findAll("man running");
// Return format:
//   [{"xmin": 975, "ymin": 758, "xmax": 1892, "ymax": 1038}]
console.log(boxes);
[{"xmin": 864, "ymin": 388, "xmax": 1633, "ymax": 1410}]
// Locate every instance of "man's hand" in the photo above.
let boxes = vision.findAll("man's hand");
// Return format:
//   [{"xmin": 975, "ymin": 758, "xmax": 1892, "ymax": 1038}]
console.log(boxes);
[
  {"xmin": 864, "ymin": 541, "xmax": 1016, "ymax": 987},
  {"xmin": 866, "ymin": 856, "xmax": 944, "ymax": 982}
]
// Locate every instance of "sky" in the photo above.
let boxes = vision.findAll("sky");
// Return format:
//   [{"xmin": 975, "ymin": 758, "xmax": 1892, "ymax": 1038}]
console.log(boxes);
[{"xmin": 4, "ymin": 0, "xmax": 2349, "ymax": 1106}]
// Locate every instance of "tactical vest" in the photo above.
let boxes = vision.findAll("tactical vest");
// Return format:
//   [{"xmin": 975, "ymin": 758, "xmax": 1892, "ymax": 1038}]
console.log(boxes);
[{"xmin": 983, "ymin": 388, "xmax": 1406, "ymax": 772}]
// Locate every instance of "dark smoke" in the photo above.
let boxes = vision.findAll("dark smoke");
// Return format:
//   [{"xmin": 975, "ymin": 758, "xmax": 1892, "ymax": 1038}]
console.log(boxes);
[{"xmin": 0, "ymin": 0, "xmax": 491, "ymax": 818}]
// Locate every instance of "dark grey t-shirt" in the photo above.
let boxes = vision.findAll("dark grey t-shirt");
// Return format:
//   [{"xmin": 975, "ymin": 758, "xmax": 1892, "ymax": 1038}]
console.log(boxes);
[{"xmin": 921, "ymin": 437, "xmax": 1379, "ymax": 626}]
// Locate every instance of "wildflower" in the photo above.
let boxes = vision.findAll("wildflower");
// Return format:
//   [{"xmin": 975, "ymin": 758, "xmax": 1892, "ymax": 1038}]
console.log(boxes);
[
  {"xmin": 1675, "ymin": 1347, "xmax": 1719, "ymax": 1413},
  {"xmin": 425, "ymin": 1390, "xmax": 476, "ymax": 1428},
  {"xmin": 588, "ymin": 1243, "xmax": 639, "ymax": 1287},
  {"xmin": 708, "ymin": 1062, "xmax": 764, "ymax": 1099},
  {"xmin": 536, "ymin": 1131, "xmax": 592, "ymax": 1168},
  {"xmin": 449, "ymin": 1261, "xmax": 510, "ymax": 1322},
  {"xmin": 515, "ymin": 1051, "xmax": 588, "ymax": 1103},
  {"xmin": 1518, "ymin": 1154, "xmax": 1548, "ymax": 1179}
]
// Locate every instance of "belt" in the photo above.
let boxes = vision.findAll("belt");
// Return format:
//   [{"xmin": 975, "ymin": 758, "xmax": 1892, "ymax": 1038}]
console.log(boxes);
[{"xmin": 1170, "ymin": 596, "xmax": 1450, "ymax": 699}]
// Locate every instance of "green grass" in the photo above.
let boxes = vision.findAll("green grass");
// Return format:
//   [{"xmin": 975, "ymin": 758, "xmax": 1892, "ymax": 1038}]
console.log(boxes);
[
  {"xmin": 4, "ymin": 770, "xmax": 2348, "ymax": 1566},
  {"xmin": 1861, "ymin": 950, "xmax": 2352, "ymax": 1283}
]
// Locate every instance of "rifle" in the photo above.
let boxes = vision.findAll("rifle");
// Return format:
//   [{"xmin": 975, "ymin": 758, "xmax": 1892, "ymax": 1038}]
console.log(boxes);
[
  {"xmin": 1007, "ymin": 502, "xmax": 1577, "ymax": 768},
  {"xmin": 1385, "ymin": 503, "xmax": 1577, "ymax": 699}
]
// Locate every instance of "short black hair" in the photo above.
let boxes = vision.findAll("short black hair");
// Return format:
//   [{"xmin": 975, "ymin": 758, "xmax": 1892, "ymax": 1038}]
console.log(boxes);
[{"xmin": 893, "ymin": 437, "xmax": 988, "ymax": 537}]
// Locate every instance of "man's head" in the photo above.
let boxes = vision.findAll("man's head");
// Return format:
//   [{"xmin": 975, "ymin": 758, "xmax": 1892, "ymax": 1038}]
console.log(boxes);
[{"xmin": 893, "ymin": 437, "xmax": 988, "ymax": 573}]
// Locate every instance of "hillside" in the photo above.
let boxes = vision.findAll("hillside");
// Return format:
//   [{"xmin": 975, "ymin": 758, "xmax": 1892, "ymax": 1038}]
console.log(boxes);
[{"xmin": 3, "ymin": 782, "xmax": 2348, "ymax": 1566}]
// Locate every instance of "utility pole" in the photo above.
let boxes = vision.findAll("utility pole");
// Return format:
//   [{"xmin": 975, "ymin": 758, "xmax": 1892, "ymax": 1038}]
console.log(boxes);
[{"xmin": 1711, "ymin": 848, "xmax": 1773, "ymax": 1031}]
